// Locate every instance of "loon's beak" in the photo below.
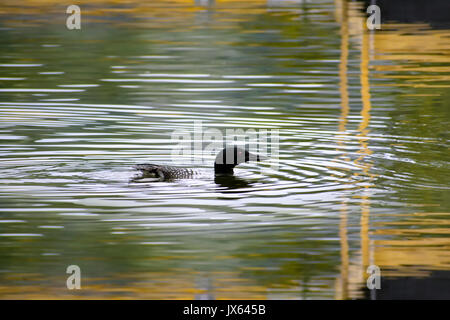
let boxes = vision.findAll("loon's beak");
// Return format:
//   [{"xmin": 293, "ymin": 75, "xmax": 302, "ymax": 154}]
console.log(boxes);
[
  {"xmin": 247, "ymin": 152, "xmax": 268, "ymax": 162},
  {"xmin": 256, "ymin": 154, "xmax": 268, "ymax": 162}
]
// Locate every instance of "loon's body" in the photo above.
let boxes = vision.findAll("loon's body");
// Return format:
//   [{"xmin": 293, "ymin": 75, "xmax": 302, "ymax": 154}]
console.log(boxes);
[
  {"xmin": 134, "ymin": 146, "xmax": 264, "ymax": 181},
  {"xmin": 134, "ymin": 164, "xmax": 197, "ymax": 180}
]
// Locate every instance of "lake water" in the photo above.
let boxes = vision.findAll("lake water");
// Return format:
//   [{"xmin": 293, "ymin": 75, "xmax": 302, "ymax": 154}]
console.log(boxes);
[{"xmin": 0, "ymin": 0, "xmax": 449, "ymax": 299}]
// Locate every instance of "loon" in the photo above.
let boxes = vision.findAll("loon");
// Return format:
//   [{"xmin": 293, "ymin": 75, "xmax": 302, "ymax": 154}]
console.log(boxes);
[{"xmin": 134, "ymin": 146, "xmax": 265, "ymax": 180}]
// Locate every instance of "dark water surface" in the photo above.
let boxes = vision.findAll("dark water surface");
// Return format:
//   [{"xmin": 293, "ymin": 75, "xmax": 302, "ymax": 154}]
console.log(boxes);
[{"xmin": 0, "ymin": 0, "xmax": 449, "ymax": 299}]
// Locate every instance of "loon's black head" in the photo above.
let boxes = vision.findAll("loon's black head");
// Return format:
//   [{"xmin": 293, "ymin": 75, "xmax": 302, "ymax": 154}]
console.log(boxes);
[{"xmin": 214, "ymin": 146, "xmax": 265, "ymax": 175}]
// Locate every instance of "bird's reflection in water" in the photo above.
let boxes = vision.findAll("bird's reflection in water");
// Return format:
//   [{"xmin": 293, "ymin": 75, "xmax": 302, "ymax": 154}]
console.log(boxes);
[
  {"xmin": 129, "ymin": 171, "xmax": 253, "ymax": 192},
  {"xmin": 214, "ymin": 174, "xmax": 251, "ymax": 190}
]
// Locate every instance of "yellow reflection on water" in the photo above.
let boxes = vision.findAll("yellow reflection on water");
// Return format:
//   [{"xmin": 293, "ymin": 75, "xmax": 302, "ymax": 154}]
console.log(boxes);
[
  {"xmin": 0, "ymin": 0, "xmax": 270, "ymax": 27},
  {"xmin": 0, "ymin": 271, "xmax": 268, "ymax": 299},
  {"xmin": 334, "ymin": 0, "xmax": 376, "ymax": 299},
  {"xmin": 358, "ymin": 25, "xmax": 374, "ymax": 290},
  {"xmin": 373, "ymin": 212, "xmax": 450, "ymax": 277},
  {"xmin": 335, "ymin": 0, "xmax": 450, "ymax": 299},
  {"xmin": 372, "ymin": 26, "xmax": 450, "ymax": 88}
]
